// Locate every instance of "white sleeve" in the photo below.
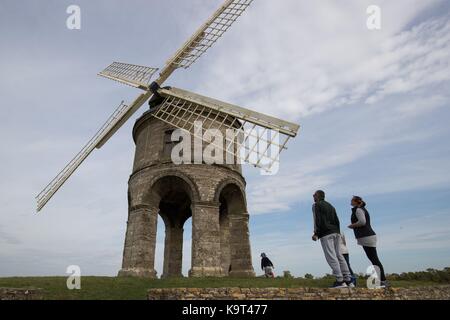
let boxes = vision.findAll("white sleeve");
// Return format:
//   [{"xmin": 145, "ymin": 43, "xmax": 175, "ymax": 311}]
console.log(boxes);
[{"xmin": 353, "ymin": 208, "xmax": 366, "ymax": 227}]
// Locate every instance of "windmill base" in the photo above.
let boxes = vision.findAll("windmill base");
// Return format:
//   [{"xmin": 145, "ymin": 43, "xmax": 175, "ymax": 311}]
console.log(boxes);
[
  {"xmin": 118, "ymin": 268, "xmax": 158, "ymax": 279},
  {"xmin": 118, "ymin": 110, "xmax": 255, "ymax": 279}
]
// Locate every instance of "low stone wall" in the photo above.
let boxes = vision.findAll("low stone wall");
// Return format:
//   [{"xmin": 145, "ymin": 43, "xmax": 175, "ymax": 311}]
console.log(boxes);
[
  {"xmin": 148, "ymin": 286, "xmax": 450, "ymax": 300},
  {"xmin": 0, "ymin": 288, "xmax": 43, "ymax": 300}
]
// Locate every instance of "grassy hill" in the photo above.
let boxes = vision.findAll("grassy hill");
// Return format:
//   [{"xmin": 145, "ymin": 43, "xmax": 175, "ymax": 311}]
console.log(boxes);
[{"xmin": 0, "ymin": 276, "xmax": 442, "ymax": 300}]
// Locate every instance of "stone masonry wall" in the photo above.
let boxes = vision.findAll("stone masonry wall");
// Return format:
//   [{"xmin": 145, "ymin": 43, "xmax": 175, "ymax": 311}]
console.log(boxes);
[
  {"xmin": 148, "ymin": 286, "xmax": 450, "ymax": 300},
  {"xmin": 0, "ymin": 288, "xmax": 43, "ymax": 300}
]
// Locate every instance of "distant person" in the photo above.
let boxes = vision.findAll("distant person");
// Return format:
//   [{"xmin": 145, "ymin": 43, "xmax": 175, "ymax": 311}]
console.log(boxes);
[
  {"xmin": 348, "ymin": 196, "xmax": 388, "ymax": 288},
  {"xmin": 339, "ymin": 233, "xmax": 357, "ymax": 287},
  {"xmin": 260, "ymin": 253, "xmax": 274, "ymax": 278},
  {"xmin": 312, "ymin": 190, "xmax": 352, "ymax": 288}
]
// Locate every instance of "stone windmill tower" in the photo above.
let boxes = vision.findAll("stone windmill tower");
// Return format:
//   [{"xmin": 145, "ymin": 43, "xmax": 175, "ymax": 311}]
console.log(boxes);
[
  {"xmin": 36, "ymin": 0, "xmax": 300, "ymax": 278},
  {"xmin": 118, "ymin": 107, "xmax": 254, "ymax": 278}
]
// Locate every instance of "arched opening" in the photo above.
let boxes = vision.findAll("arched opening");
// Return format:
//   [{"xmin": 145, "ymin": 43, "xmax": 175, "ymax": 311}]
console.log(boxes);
[
  {"xmin": 157, "ymin": 210, "xmax": 192, "ymax": 278},
  {"xmin": 219, "ymin": 199, "xmax": 231, "ymax": 275},
  {"xmin": 152, "ymin": 176, "xmax": 194, "ymax": 278},
  {"xmin": 218, "ymin": 183, "xmax": 247, "ymax": 276},
  {"xmin": 182, "ymin": 216, "xmax": 192, "ymax": 277}
]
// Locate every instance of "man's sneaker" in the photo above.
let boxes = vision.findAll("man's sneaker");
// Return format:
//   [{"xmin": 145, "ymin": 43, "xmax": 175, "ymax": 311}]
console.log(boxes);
[
  {"xmin": 351, "ymin": 276, "xmax": 357, "ymax": 287},
  {"xmin": 345, "ymin": 280, "xmax": 355, "ymax": 288},
  {"xmin": 330, "ymin": 281, "xmax": 348, "ymax": 289}
]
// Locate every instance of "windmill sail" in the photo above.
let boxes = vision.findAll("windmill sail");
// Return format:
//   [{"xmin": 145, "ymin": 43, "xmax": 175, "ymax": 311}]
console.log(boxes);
[
  {"xmin": 36, "ymin": 101, "xmax": 130, "ymax": 212},
  {"xmin": 166, "ymin": 0, "xmax": 254, "ymax": 70},
  {"xmin": 98, "ymin": 62, "xmax": 158, "ymax": 89},
  {"xmin": 152, "ymin": 87, "xmax": 300, "ymax": 171},
  {"xmin": 94, "ymin": 0, "xmax": 254, "ymax": 150},
  {"xmin": 35, "ymin": 0, "xmax": 283, "ymax": 212}
]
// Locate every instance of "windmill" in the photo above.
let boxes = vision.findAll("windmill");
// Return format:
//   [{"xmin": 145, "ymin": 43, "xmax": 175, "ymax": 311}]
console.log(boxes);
[{"xmin": 36, "ymin": 0, "xmax": 300, "ymax": 212}]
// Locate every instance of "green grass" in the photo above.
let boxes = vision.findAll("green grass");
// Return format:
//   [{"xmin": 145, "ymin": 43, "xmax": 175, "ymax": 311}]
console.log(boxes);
[{"xmin": 0, "ymin": 276, "xmax": 443, "ymax": 300}]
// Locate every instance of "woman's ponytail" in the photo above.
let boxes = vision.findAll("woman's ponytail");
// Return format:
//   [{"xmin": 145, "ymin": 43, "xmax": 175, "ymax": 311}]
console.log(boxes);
[{"xmin": 352, "ymin": 196, "xmax": 366, "ymax": 207}]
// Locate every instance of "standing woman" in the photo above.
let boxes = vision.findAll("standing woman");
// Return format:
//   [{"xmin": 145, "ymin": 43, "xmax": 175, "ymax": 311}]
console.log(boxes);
[{"xmin": 348, "ymin": 196, "xmax": 388, "ymax": 288}]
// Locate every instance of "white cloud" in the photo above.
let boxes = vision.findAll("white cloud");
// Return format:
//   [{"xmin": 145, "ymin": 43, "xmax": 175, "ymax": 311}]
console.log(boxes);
[
  {"xmin": 194, "ymin": 0, "xmax": 449, "ymax": 119},
  {"xmin": 246, "ymin": 92, "xmax": 449, "ymax": 215}
]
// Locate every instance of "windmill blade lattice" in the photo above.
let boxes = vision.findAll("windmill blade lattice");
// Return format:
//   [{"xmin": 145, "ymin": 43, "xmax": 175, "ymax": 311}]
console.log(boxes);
[
  {"xmin": 36, "ymin": 101, "xmax": 130, "ymax": 211},
  {"xmin": 98, "ymin": 62, "xmax": 159, "ymax": 89},
  {"xmin": 92, "ymin": 0, "xmax": 255, "ymax": 151},
  {"xmin": 35, "ymin": 0, "xmax": 300, "ymax": 212},
  {"xmin": 167, "ymin": 0, "xmax": 254, "ymax": 69},
  {"xmin": 152, "ymin": 87, "xmax": 299, "ymax": 171}
]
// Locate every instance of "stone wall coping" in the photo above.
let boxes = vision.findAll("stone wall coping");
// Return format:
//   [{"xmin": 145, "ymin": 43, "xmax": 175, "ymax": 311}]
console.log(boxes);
[
  {"xmin": 147, "ymin": 285, "xmax": 450, "ymax": 300},
  {"xmin": 0, "ymin": 287, "xmax": 44, "ymax": 300}
]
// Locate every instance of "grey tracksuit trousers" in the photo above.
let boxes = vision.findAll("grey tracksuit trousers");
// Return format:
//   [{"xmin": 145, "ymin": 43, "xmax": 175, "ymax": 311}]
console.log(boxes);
[{"xmin": 320, "ymin": 233, "xmax": 351, "ymax": 282}]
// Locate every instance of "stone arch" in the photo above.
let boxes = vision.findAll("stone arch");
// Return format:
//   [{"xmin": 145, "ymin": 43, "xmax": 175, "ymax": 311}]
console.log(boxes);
[
  {"xmin": 151, "ymin": 175, "xmax": 193, "ymax": 226},
  {"xmin": 215, "ymin": 180, "xmax": 253, "ymax": 276},
  {"xmin": 151, "ymin": 170, "xmax": 200, "ymax": 202},
  {"xmin": 140, "ymin": 169, "xmax": 201, "ymax": 206},
  {"xmin": 214, "ymin": 177, "xmax": 247, "ymax": 206},
  {"xmin": 150, "ymin": 174, "xmax": 197, "ymax": 278}
]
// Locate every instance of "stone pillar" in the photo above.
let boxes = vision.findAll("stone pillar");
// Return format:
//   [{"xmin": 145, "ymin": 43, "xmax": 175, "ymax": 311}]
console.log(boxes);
[
  {"xmin": 118, "ymin": 205, "xmax": 158, "ymax": 278},
  {"xmin": 162, "ymin": 225, "xmax": 184, "ymax": 278},
  {"xmin": 220, "ymin": 212, "xmax": 231, "ymax": 275},
  {"xmin": 189, "ymin": 202, "xmax": 223, "ymax": 277},
  {"xmin": 229, "ymin": 213, "xmax": 255, "ymax": 277}
]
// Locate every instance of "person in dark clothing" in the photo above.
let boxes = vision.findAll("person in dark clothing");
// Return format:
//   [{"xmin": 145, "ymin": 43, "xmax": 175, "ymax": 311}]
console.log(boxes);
[
  {"xmin": 348, "ymin": 195, "xmax": 388, "ymax": 288},
  {"xmin": 312, "ymin": 190, "xmax": 352, "ymax": 288},
  {"xmin": 339, "ymin": 233, "xmax": 357, "ymax": 286},
  {"xmin": 260, "ymin": 253, "xmax": 274, "ymax": 278}
]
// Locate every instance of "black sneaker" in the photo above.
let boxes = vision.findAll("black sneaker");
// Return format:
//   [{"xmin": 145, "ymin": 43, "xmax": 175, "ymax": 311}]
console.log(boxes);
[{"xmin": 346, "ymin": 276, "xmax": 357, "ymax": 288}]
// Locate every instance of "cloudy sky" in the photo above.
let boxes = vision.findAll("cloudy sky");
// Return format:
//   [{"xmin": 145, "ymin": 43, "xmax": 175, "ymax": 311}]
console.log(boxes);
[{"xmin": 0, "ymin": 0, "xmax": 449, "ymax": 278}]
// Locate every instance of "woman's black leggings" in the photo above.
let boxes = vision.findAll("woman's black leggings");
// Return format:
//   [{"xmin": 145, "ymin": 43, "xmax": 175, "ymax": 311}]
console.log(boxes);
[
  {"xmin": 363, "ymin": 246, "xmax": 386, "ymax": 281},
  {"xmin": 342, "ymin": 254, "xmax": 354, "ymax": 276}
]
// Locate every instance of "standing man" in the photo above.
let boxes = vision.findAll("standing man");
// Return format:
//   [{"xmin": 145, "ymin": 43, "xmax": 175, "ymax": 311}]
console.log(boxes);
[
  {"xmin": 260, "ymin": 253, "xmax": 275, "ymax": 278},
  {"xmin": 312, "ymin": 190, "xmax": 352, "ymax": 288}
]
